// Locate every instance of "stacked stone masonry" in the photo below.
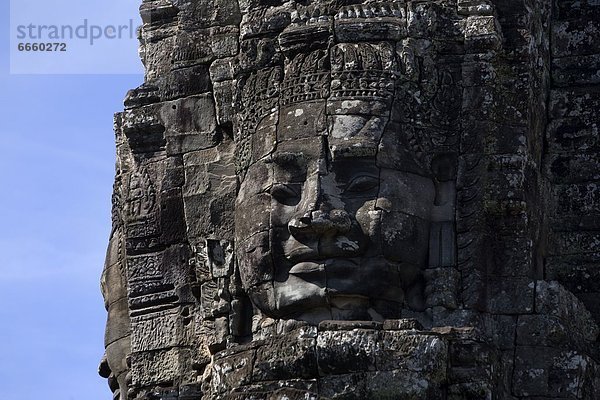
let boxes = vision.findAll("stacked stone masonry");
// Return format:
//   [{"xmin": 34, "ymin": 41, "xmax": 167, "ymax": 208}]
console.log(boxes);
[{"xmin": 99, "ymin": 0, "xmax": 600, "ymax": 399}]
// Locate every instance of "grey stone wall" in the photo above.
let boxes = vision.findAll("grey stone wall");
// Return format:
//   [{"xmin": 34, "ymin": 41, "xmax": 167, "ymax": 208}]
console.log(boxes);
[
  {"xmin": 545, "ymin": 0, "xmax": 600, "ymax": 324},
  {"xmin": 99, "ymin": 1, "xmax": 600, "ymax": 399}
]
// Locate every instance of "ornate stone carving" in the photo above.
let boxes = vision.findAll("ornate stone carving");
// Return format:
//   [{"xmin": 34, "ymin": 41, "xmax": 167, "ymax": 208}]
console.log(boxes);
[{"xmin": 101, "ymin": 0, "xmax": 600, "ymax": 398}]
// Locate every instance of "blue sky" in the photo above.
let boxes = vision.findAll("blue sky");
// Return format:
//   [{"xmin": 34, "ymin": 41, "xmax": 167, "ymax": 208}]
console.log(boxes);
[{"xmin": 0, "ymin": 0, "xmax": 144, "ymax": 398}]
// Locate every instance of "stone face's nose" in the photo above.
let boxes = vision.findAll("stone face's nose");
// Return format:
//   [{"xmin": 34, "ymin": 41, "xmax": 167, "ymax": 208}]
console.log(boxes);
[
  {"xmin": 98, "ymin": 353, "xmax": 111, "ymax": 379},
  {"xmin": 288, "ymin": 164, "xmax": 353, "ymax": 238},
  {"xmin": 289, "ymin": 209, "xmax": 352, "ymax": 237}
]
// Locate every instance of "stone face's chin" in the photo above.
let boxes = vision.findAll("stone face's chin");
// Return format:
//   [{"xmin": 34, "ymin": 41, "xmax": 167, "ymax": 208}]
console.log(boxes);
[{"xmin": 274, "ymin": 274, "xmax": 329, "ymax": 317}]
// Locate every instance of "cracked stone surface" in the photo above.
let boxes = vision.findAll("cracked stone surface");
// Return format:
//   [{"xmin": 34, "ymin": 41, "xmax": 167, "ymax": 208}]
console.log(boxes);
[{"xmin": 100, "ymin": 0, "xmax": 600, "ymax": 399}]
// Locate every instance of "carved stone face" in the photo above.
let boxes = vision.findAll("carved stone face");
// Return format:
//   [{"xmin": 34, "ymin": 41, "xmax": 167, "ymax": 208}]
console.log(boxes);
[
  {"xmin": 231, "ymin": 5, "xmax": 447, "ymax": 322},
  {"xmin": 235, "ymin": 110, "xmax": 436, "ymax": 321},
  {"xmin": 98, "ymin": 231, "xmax": 130, "ymax": 400}
]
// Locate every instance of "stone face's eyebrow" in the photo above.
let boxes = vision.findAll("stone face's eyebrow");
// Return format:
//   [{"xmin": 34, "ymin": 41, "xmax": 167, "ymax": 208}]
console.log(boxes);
[
  {"xmin": 270, "ymin": 151, "xmax": 308, "ymax": 183},
  {"xmin": 329, "ymin": 143, "xmax": 379, "ymax": 161},
  {"xmin": 329, "ymin": 158, "xmax": 380, "ymax": 184}
]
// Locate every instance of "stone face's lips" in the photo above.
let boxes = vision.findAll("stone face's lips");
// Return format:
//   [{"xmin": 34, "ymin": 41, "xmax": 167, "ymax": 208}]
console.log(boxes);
[
  {"xmin": 289, "ymin": 261, "xmax": 324, "ymax": 275},
  {"xmin": 285, "ymin": 245, "xmax": 319, "ymax": 263},
  {"xmin": 284, "ymin": 238, "xmax": 365, "ymax": 264},
  {"xmin": 288, "ymin": 259, "xmax": 358, "ymax": 275}
]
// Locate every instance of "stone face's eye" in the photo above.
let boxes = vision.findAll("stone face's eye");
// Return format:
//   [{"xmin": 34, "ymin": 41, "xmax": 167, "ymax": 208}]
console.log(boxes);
[
  {"xmin": 344, "ymin": 175, "xmax": 379, "ymax": 194},
  {"xmin": 271, "ymin": 183, "xmax": 301, "ymax": 206}
]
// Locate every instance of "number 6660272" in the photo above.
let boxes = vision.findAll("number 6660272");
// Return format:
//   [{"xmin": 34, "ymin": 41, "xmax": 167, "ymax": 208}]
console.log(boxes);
[{"xmin": 17, "ymin": 43, "xmax": 67, "ymax": 52}]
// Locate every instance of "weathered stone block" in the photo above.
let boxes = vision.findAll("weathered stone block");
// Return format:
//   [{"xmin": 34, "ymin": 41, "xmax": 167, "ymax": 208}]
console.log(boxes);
[
  {"xmin": 464, "ymin": 15, "xmax": 502, "ymax": 52},
  {"xmin": 200, "ymin": 279, "xmax": 230, "ymax": 319},
  {"xmin": 548, "ymin": 231, "xmax": 600, "ymax": 256},
  {"xmin": 209, "ymin": 349, "xmax": 256, "ymax": 395},
  {"xmin": 555, "ymin": 183, "xmax": 600, "ymax": 218},
  {"xmin": 316, "ymin": 329, "xmax": 379, "ymax": 375},
  {"xmin": 213, "ymin": 80, "xmax": 235, "ymax": 128},
  {"xmin": 424, "ymin": 268, "xmax": 460, "ymax": 309},
  {"xmin": 158, "ymin": 65, "xmax": 214, "ymax": 103},
  {"xmin": 546, "ymin": 116, "xmax": 599, "ymax": 154},
  {"xmin": 377, "ymin": 331, "xmax": 447, "ymax": 375},
  {"xmin": 549, "ymin": 87, "xmax": 600, "ymax": 120},
  {"xmin": 366, "ymin": 369, "xmax": 445, "ymax": 400},
  {"xmin": 552, "ymin": 20, "xmax": 600, "ymax": 58},
  {"xmin": 535, "ymin": 281, "xmax": 599, "ymax": 342},
  {"xmin": 318, "ymin": 373, "xmax": 367, "ymax": 399},
  {"xmin": 159, "ymin": 189, "xmax": 187, "ymax": 245},
  {"xmin": 546, "ymin": 254, "xmax": 600, "ymax": 295},
  {"xmin": 130, "ymin": 347, "xmax": 195, "ymax": 388},
  {"xmin": 448, "ymin": 339, "xmax": 498, "ymax": 384},
  {"xmin": 513, "ymin": 346, "xmax": 598, "ymax": 398},
  {"xmin": 546, "ymin": 153, "xmax": 600, "ymax": 184},
  {"xmin": 516, "ymin": 314, "xmax": 569, "ymax": 348},
  {"xmin": 161, "ymin": 94, "xmax": 219, "ymax": 156},
  {"xmin": 487, "ymin": 315, "xmax": 517, "ymax": 351},
  {"xmin": 178, "ymin": 0, "xmax": 241, "ymax": 30},
  {"xmin": 553, "ymin": 54, "xmax": 600, "ymax": 86},
  {"xmin": 130, "ymin": 309, "xmax": 193, "ymax": 352},
  {"xmin": 555, "ymin": 0, "xmax": 600, "ymax": 20},
  {"xmin": 253, "ymin": 328, "xmax": 318, "ymax": 381},
  {"xmin": 447, "ymin": 382, "xmax": 495, "ymax": 400},
  {"xmin": 209, "ymin": 26, "xmax": 240, "ymax": 58},
  {"xmin": 183, "ymin": 143, "xmax": 236, "ymax": 240},
  {"xmin": 486, "ymin": 278, "xmax": 534, "ymax": 314},
  {"xmin": 457, "ymin": 0, "xmax": 494, "ymax": 16}
]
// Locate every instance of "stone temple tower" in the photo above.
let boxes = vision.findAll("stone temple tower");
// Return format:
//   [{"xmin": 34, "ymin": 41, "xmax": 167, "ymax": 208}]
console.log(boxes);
[{"xmin": 100, "ymin": 1, "xmax": 600, "ymax": 399}]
